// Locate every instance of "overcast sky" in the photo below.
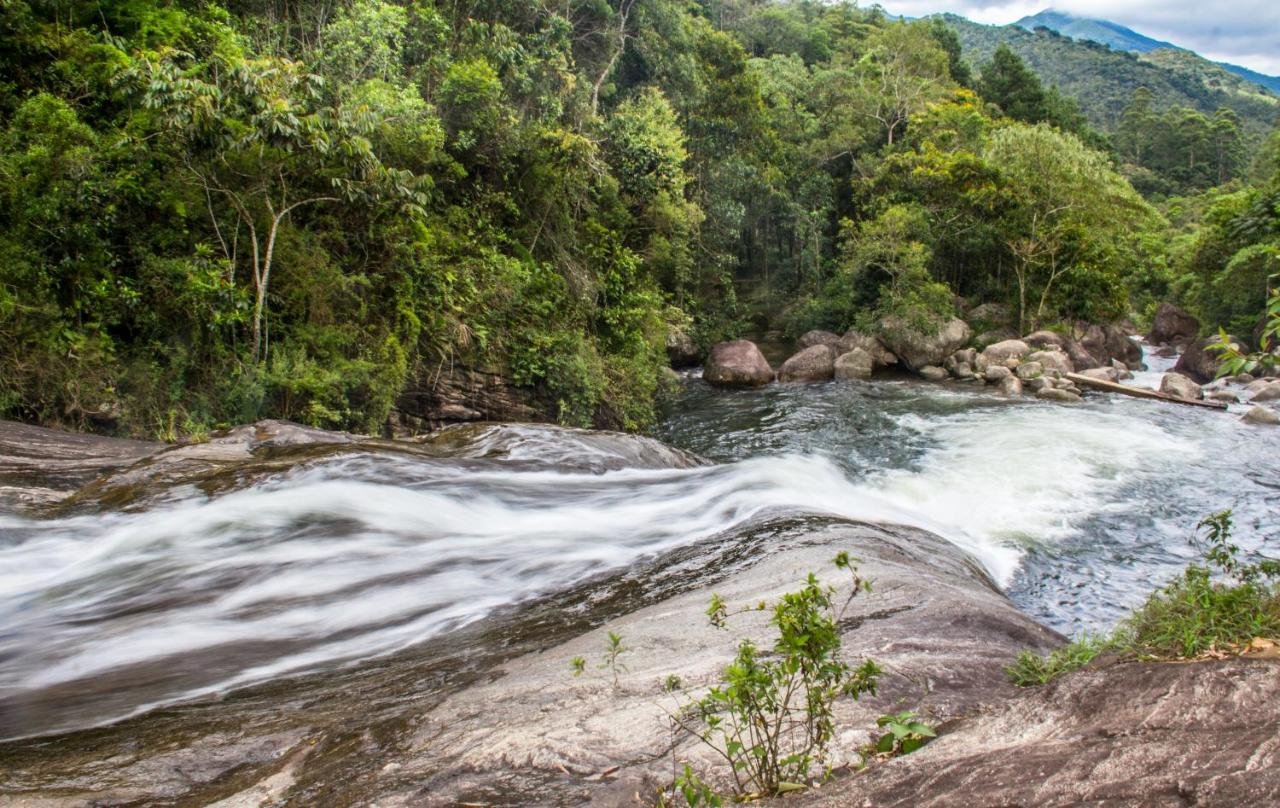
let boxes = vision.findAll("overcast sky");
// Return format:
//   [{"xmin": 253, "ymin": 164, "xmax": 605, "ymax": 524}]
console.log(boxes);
[{"xmin": 877, "ymin": 1, "xmax": 1280, "ymax": 75}]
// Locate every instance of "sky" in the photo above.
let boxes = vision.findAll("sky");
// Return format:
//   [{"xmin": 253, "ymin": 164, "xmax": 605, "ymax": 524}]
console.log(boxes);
[{"xmin": 877, "ymin": 1, "xmax": 1280, "ymax": 76}]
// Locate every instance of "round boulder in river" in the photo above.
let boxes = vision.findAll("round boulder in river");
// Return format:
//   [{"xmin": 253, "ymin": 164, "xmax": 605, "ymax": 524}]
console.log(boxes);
[
  {"xmin": 704, "ymin": 340, "xmax": 775, "ymax": 387},
  {"xmin": 1147, "ymin": 302, "xmax": 1200, "ymax": 347},
  {"xmin": 834, "ymin": 348, "xmax": 875, "ymax": 380},
  {"xmin": 1159, "ymin": 373, "xmax": 1203, "ymax": 401},
  {"xmin": 777, "ymin": 344, "xmax": 837, "ymax": 382}
]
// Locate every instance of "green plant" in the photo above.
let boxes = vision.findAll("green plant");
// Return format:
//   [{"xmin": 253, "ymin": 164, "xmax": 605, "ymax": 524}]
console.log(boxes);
[
  {"xmin": 570, "ymin": 655, "xmax": 587, "ymax": 677},
  {"xmin": 602, "ymin": 631, "xmax": 629, "ymax": 687},
  {"xmin": 871, "ymin": 711, "xmax": 937, "ymax": 756},
  {"xmin": 1210, "ymin": 283, "xmax": 1279, "ymax": 377},
  {"xmin": 1005, "ymin": 633, "xmax": 1113, "ymax": 686},
  {"xmin": 655, "ymin": 764, "xmax": 723, "ymax": 808},
  {"xmin": 674, "ymin": 555, "xmax": 881, "ymax": 799},
  {"xmin": 1009, "ymin": 510, "xmax": 1280, "ymax": 682}
]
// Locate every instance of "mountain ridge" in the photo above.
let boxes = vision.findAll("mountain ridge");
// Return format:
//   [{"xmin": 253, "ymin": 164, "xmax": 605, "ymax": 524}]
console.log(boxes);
[{"xmin": 1013, "ymin": 8, "xmax": 1280, "ymax": 94}]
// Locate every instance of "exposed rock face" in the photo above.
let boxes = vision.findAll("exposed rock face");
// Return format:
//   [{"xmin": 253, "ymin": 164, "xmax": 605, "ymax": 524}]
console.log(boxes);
[
  {"xmin": 878, "ymin": 317, "xmax": 972, "ymax": 371},
  {"xmin": 834, "ymin": 348, "xmax": 875, "ymax": 380},
  {"xmin": 397, "ymin": 363, "xmax": 540, "ymax": 430},
  {"xmin": 1243, "ymin": 405, "xmax": 1280, "ymax": 426},
  {"xmin": 819, "ymin": 659, "xmax": 1280, "ymax": 808},
  {"xmin": 778, "ymin": 344, "xmax": 837, "ymax": 382},
  {"xmin": 982, "ymin": 339, "xmax": 1030, "ymax": 365},
  {"xmin": 0, "ymin": 420, "xmax": 161, "ymax": 512},
  {"xmin": 384, "ymin": 520, "xmax": 1060, "ymax": 805},
  {"xmin": 1159, "ymin": 372, "xmax": 1203, "ymax": 401},
  {"xmin": 666, "ymin": 328, "xmax": 701, "ymax": 368},
  {"xmin": 1173, "ymin": 335, "xmax": 1245, "ymax": 383},
  {"xmin": 1148, "ymin": 302, "xmax": 1200, "ymax": 346},
  {"xmin": 796, "ymin": 329, "xmax": 842, "ymax": 351},
  {"xmin": 838, "ymin": 330, "xmax": 898, "ymax": 367},
  {"xmin": 704, "ymin": 340, "xmax": 775, "ymax": 387}
]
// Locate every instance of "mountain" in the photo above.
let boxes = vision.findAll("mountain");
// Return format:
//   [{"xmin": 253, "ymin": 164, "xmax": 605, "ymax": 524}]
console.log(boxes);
[
  {"xmin": 940, "ymin": 14, "xmax": 1280, "ymax": 136},
  {"xmin": 1015, "ymin": 9, "xmax": 1280, "ymax": 95},
  {"xmin": 1015, "ymin": 9, "xmax": 1175, "ymax": 53}
]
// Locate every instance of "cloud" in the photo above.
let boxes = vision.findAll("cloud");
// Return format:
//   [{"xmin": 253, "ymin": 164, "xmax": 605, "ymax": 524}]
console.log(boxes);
[{"xmin": 878, "ymin": 0, "xmax": 1280, "ymax": 75}]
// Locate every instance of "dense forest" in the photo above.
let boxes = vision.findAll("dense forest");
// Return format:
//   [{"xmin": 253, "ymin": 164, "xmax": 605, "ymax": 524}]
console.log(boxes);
[{"xmin": 1, "ymin": 0, "xmax": 1277, "ymax": 439}]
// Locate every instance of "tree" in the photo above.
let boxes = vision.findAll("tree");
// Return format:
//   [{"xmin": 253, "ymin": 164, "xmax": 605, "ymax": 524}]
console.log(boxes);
[
  {"xmin": 135, "ymin": 49, "xmax": 428, "ymax": 362},
  {"xmin": 986, "ymin": 123, "xmax": 1152, "ymax": 330},
  {"xmin": 978, "ymin": 44, "xmax": 1048, "ymax": 124}
]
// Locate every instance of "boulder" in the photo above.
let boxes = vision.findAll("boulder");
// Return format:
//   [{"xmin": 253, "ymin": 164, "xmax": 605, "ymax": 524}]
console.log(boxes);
[
  {"xmin": 827, "ymin": 659, "xmax": 1280, "ymax": 808},
  {"xmin": 1174, "ymin": 335, "xmax": 1245, "ymax": 383},
  {"xmin": 1160, "ymin": 373, "xmax": 1203, "ymax": 401},
  {"xmin": 1250, "ymin": 383, "xmax": 1280, "ymax": 403},
  {"xmin": 879, "ymin": 316, "xmax": 973, "ymax": 371},
  {"xmin": 1015, "ymin": 361, "xmax": 1044, "ymax": 381},
  {"xmin": 1063, "ymin": 339, "xmax": 1102, "ymax": 371},
  {"xmin": 704, "ymin": 340, "xmax": 775, "ymax": 387},
  {"xmin": 1154, "ymin": 345, "xmax": 1179, "ymax": 358},
  {"xmin": 1036, "ymin": 387, "xmax": 1082, "ymax": 404},
  {"xmin": 984, "ymin": 365, "xmax": 1013, "ymax": 383},
  {"xmin": 953, "ymin": 361, "xmax": 975, "ymax": 379},
  {"xmin": 665, "ymin": 328, "xmax": 700, "ymax": 368},
  {"xmin": 837, "ymin": 330, "xmax": 898, "ymax": 367},
  {"xmin": 1025, "ymin": 377, "xmax": 1051, "ymax": 393},
  {"xmin": 919, "ymin": 365, "xmax": 949, "ymax": 382},
  {"xmin": 1110, "ymin": 359, "xmax": 1133, "ymax": 380},
  {"xmin": 833, "ymin": 348, "xmax": 875, "ymax": 380},
  {"xmin": 1234, "ymin": 373, "xmax": 1257, "ymax": 384},
  {"xmin": 967, "ymin": 302, "xmax": 1010, "ymax": 328},
  {"xmin": 777, "ymin": 344, "xmax": 836, "ymax": 382},
  {"xmin": 1242, "ymin": 405, "xmax": 1280, "ymax": 426},
  {"xmin": 1148, "ymin": 303, "xmax": 1200, "ymax": 346},
  {"xmin": 1206, "ymin": 390, "xmax": 1240, "ymax": 403},
  {"xmin": 1078, "ymin": 323, "xmax": 1143, "ymax": 369},
  {"xmin": 1028, "ymin": 349, "xmax": 1073, "ymax": 376},
  {"xmin": 996, "ymin": 375, "xmax": 1022, "ymax": 397},
  {"xmin": 982, "ymin": 339, "xmax": 1031, "ymax": 365},
  {"xmin": 973, "ymin": 353, "xmax": 990, "ymax": 374},
  {"xmin": 1023, "ymin": 330, "xmax": 1066, "ymax": 350},
  {"xmin": 1078, "ymin": 366, "xmax": 1120, "ymax": 383},
  {"xmin": 973, "ymin": 329, "xmax": 1018, "ymax": 351},
  {"xmin": 795, "ymin": 329, "xmax": 841, "ymax": 351}
]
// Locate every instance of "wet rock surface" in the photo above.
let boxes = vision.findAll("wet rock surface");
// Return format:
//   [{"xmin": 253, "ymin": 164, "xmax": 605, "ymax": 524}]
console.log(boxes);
[
  {"xmin": 705, "ymin": 340, "xmax": 775, "ymax": 387},
  {"xmin": 812, "ymin": 658, "xmax": 1280, "ymax": 808},
  {"xmin": 0, "ymin": 421, "xmax": 161, "ymax": 513}
]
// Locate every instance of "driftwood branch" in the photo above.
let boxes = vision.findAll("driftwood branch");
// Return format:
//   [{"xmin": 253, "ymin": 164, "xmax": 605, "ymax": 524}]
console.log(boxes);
[{"xmin": 1065, "ymin": 373, "xmax": 1229, "ymax": 410}]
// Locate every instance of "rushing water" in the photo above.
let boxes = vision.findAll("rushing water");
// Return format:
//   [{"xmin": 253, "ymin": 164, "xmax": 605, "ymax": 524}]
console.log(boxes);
[{"xmin": 0, "ymin": 347, "xmax": 1277, "ymax": 743}]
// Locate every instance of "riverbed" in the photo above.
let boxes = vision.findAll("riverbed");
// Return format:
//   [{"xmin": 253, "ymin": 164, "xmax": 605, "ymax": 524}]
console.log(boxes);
[{"xmin": 0, "ymin": 352, "xmax": 1276, "ymax": 756}]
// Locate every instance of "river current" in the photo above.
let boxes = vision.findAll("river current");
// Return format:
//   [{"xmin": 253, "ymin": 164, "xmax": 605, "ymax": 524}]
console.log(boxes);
[{"xmin": 0, "ymin": 345, "xmax": 1276, "ymax": 742}]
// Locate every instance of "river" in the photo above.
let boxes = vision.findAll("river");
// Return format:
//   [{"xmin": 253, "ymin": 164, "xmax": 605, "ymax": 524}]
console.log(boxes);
[{"xmin": 0, "ymin": 345, "xmax": 1276, "ymax": 747}]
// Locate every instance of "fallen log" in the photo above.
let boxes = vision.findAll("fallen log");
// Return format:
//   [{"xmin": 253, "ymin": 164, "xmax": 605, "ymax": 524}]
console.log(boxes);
[{"xmin": 1065, "ymin": 373, "xmax": 1229, "ymax": 410}]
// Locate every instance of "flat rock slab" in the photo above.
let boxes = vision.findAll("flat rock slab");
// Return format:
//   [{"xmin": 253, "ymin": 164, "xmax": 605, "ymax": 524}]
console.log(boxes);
[
  {"xmin": 0, "ymin": 420, "xmax": 161, "ymax": 512},
  {"xmin": 366, "ymin": 520, "xmax": 1060, "ymax": 806},
  {"xmin": 809, "ymin": 658, "xmax": 1280, "ymax": 807}
]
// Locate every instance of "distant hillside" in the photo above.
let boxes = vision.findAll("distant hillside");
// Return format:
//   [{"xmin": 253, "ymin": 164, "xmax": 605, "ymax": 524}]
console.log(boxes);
[
  {"xmin": 941, "ymin": 15, "xmax": 1279, "ymax": 136},
  {"xmin": 1015, "ymin": 10, "xmax": 1175, "ymax": 53},
  {"xmin": 1015, "ymin": 9, "xmax": 1280, "ymax": 95}
]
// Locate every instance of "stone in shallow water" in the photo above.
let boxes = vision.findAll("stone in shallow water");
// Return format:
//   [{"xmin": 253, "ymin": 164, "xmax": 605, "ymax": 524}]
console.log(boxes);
[
  {"xmin": 777, "ymin": 344, "xmax": 836, "ymax": 382},
  {"xmin": 1242, "ymin": 405, "xmax": 1279, "ymax": 426}
]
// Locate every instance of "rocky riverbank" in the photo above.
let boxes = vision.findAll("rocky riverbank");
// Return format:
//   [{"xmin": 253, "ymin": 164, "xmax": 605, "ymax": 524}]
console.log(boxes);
[
  {"xmin": 702, "ymin": 304, "xmax": 1280, "ymax": 425},
  {"xmin": 1, "ymin": 418, "xmax": 1277, "ymax": 806}
]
